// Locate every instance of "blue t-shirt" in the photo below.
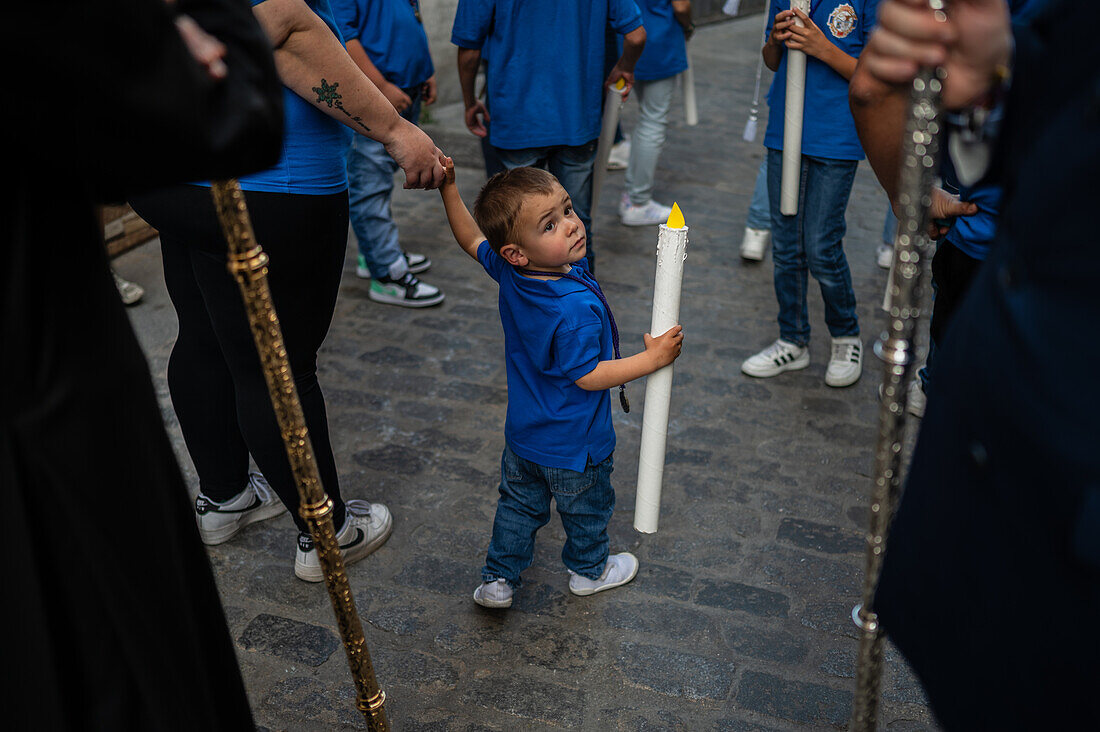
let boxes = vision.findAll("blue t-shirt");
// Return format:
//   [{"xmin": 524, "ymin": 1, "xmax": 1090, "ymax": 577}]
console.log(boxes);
[
  {"xmin": 330, "ymin": 0, "xmax": 434, "ymax": 89},
  {"xmin": 477, "ymin": 241, "xmax": 616, "ymax": 472},
  {"xmin": 763, "ymin": 0, "xmax": 880, "ymax": 161},
  {"xmin": 237, "ymin": 0, "xmax": 353, "ymax": 194},
  {"xmin": 451, "ymin": 0, "xmax": 643, "ymax": 150},
  {"xmin": 621, "ymin": 0, "xmax": 688, "ymax": 81}
]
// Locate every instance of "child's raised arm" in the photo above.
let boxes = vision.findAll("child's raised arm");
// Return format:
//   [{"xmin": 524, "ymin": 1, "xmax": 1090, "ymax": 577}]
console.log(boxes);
[
  {"xmin": 575, "ymin": 325, "xmax": 684, "ymax": 392},
  {"xmin": 438, "ymin": 156, "xmax": 484, "ymax": 260}
]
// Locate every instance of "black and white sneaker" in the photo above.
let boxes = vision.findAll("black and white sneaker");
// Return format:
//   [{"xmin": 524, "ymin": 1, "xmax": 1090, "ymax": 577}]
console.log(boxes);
[
  {"xmin": 294, "ymin": 499, "xmax": 393, "ymax": 582},
  {"xmin": 195, "ymin": 472, "xmax": 286, "ymax": 545},
  {"xmin": 741, "ymin": 339, "xmax": 810, "ymax": 378},
  {"xmin": 368, "ymin": 272, "xmax": 444, "ymax": 308},
  {"xmin": 825, "ymin": 336, "xmax": 863, "ymax": 387},
  {"xmin": 356, "ymin": 252, "xmax": 432, "ymax": 279}
]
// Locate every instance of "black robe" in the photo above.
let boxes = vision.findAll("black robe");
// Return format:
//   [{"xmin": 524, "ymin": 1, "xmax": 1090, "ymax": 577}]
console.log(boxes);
[{"xmin": 2, "ymin": 0, "xmax": 281, "ymax": 727}]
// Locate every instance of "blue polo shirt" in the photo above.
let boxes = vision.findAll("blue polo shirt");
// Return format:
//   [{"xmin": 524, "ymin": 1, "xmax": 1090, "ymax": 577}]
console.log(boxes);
[
  {"xmin": 623, "ymin": 0, "xmax": 688, "ymax": 82},
  {"xmin": 223, "ymin": 0, "xmax": 352, "ymax": 194},
  {"xmin": 330, "ymin": 0, "xmax": 434, "ymax": 89},
  {"xmin": 477, "ymin": 241, "xmax": 615, "ymax": 472},
  {"xmin": 763, "ymin": 0, "xmax": 880, "ymax": 161},
  {"xmin": 451, "ymin": 0, "xmax": 643, "ymax": 150}
]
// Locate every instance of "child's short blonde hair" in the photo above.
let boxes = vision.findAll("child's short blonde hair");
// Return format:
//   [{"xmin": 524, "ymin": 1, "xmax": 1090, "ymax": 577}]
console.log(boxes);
[{"xmin": 473, "ymin": 167, "xmax": 559, "ymax": 254}]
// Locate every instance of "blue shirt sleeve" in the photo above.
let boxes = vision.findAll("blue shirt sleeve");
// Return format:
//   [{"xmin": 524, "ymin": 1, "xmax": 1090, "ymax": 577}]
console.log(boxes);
[
  {"xmin": 609, "ymin": 0, "xmax": 644, "ymax": 35},
  {"xmin": 477, "ymin": 240, "xmax": 506, "ymax": 283},
  {"xmin": 452, "ymin": 0, "xmax": 493, "ymax": 49},
  {"xmin": 861, "ymin": 0, "xmax": 882, "ymax": 44},
  {"xmin": 328, "ymin": 0, "xmax": 360, "ymax": 46},
  {"xmin": 554, "ymin": 320, "xmax": 604, "ymax": 383}
]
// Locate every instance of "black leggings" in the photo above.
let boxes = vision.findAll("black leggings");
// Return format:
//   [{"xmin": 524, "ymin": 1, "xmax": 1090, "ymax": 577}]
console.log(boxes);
[{"xmin": 130, "ymin": 185, "xmax": 348, "ymax": 533}]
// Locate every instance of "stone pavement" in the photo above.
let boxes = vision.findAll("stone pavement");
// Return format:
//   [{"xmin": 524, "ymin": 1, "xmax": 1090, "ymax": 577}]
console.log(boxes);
[{"xmin": 115, "ymin": 14, "xmax": 939, "ymax": 732}]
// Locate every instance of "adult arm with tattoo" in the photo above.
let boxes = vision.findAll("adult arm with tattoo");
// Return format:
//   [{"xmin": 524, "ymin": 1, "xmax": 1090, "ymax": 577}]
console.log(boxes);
[{"xmin": 253, "ymin": 0, "xmax": 444, "ymax": 188}]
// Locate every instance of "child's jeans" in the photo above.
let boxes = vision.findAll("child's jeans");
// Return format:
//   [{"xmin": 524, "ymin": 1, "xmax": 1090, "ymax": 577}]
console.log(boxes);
[
  {"xmin": 766, "ymin": 148, "xmax": 860, "ymax": 347},
  {"xmin": 746, "ymin": 157, "xmax": 771, "ymax": 230},
  {"xmin": 482, "ymin": 445, "xmax": 614, "ymax": 587},
  {"xmin": 347, "ymin": 91, "xmax": 422, "ymax": 280},
  {"xmin": 624, "ymin": 76, "xmax": 675, "ymax": 206}
]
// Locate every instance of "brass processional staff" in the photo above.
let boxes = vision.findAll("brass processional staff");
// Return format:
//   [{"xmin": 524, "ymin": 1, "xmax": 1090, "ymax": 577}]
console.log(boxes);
[
  {"xmin": 210, "ymin": 180, "xmax": 389, "ymax": 730},
  {"xmin": 850, "ymin": 0, "xmax": 948, "ymax": 728}
]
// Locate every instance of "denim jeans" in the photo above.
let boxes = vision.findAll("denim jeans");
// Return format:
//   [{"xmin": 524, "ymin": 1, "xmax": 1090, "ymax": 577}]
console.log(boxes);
[
  {"xmin": 494, "ymin": 141, "xmax": 597, "ymax": 270},
  {"xmin": 746, "ymin": 157, "xmax": 771, "ymax": 230},
  {"xmin": 624, "ymin": 76, "xmax": 675, "ymax": 206},
  {"xmin": 882, "ymin": 203, "xmax": 898, "ymax": 245},
  {"xmin": 482, "ymin": 445, "xmax": 615, "ymax": 587},
  {"xmin": 347, "ymin": 93, "xmax": 421, "ymax": 280},
  {"xmin": 767, "ymin": 148, "xmax": 860, "ymax": 346}
]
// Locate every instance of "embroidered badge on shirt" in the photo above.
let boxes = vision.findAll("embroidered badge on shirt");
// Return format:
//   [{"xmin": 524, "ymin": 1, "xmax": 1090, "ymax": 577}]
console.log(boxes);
[{"xmin": 827, "ymin": 3, "xmax": 858, "ymax": 38}]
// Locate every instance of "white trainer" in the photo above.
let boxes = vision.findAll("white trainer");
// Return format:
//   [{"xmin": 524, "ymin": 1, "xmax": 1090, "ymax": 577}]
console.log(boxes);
[
  {"xmin": 741, "ymin": 339, "xmax": 810, "ymax": 378},
  {"xmin": 825, "ymin": 336, "xmax": 863, "ymax": 387},
  {"xmin": 607, "ymin": 139, "xmax": 631, "ymax": 170},
  {"xmin": 568, "ymin": 552, "xmax": 639, "ymax": 596},
  {"xmin": 740, "ymin": 227, "xmax": 771, "ymax": 261},
  {"xmin": 294, "ymin": 499, "xmax": 393, "ymax": 582},
  {"xmin": 195, "ymin": 472, "xmax": 286, "ymax": 545},
  {"xmin": 473, "ymin": 578, "xmax": 514, "ymax": 608},
  {"xmin": 876, "ymin": 243, "xmax": 893, "ymax": 269},
  {"xmin": 621, "ymin": 199, "xmax": 674, "ymax": 227},
  {"xmin": 907, "ymin": 377, "xmax": 927, "ymax": 418}
]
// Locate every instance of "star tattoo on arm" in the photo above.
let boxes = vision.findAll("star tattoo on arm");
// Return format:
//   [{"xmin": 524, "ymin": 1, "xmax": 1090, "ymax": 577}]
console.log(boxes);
[{"xmin": 312, "ymin": 78, "xmax": 371, "ymax": 133}]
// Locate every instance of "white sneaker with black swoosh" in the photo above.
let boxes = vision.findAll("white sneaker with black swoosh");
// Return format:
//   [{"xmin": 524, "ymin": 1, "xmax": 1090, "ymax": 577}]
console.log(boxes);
[
  {"xmin": 294, "ymin": 499, "xmax": 393, "ymax": 582},
  {"xmin": 195, "ymin": 472, "xmax": 286, "ymax": 545}
]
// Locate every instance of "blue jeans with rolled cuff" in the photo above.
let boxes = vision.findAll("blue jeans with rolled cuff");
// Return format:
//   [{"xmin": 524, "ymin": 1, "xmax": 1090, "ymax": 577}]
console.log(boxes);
[
  {"xmin": 766, "ymin": 148, "xmax": 860, "ymax": 347},
  {"xmin": 482, "ymin": 445, "xmax": 614, "ymax": 588}
]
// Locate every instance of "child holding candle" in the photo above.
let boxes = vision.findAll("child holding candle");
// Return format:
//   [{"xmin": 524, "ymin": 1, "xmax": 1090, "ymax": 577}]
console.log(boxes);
[
  {"xmin": 740, "ymin": 0, "xmax": 880, "ymax": 387},
  {"xmin": 437, "ymin": 156, "xmax": 684, "ymax": 608}
]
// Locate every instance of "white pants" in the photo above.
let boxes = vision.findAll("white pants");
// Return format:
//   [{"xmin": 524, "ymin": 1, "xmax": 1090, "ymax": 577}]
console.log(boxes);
[{"xmin": 624, "ymin": 75, "xmax": 676, "ymax": 206}]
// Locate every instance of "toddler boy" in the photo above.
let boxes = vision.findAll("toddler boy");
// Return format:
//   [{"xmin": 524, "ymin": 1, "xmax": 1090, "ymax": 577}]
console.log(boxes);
[{"xmin": 438, "ymin": 157, "xmax": 684, "ymax": 608}]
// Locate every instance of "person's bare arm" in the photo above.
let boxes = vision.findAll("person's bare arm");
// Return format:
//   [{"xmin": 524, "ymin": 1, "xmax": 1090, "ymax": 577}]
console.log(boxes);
[
  {"xmin": 345, "ymin": 38, "xmax": 411, "ymax": 112},
  {"xmin": 457, "ymin": 46, "xmax": 489, "ymax": 137},
  {"xmin": 252, "ymin": 0, "xmax": 443, "ymax": 187},
  {"xmin": 439, "ymin": 157, "xmax": 485, "ymax": 259},
  {"xmin": 575, "ymin": 326, "xmax": 684, "ymax": 391},
  {"xmin": 672, "ymin": 0, "xmax": 693, "ymax": 39},
  {"xmin": 786, "ymin": 8, "xmax": 857, "ymax": 80},
  {"xmin": 763, "ymin": 10, "xmax": 792, "ymax": 71},
  {"xmin": 849, "ymin": 57, "xmax": 908, "ymax": 203},
  {"xmin": 605, "ymin": 26, "xmax": 647, "ymax": 97}
]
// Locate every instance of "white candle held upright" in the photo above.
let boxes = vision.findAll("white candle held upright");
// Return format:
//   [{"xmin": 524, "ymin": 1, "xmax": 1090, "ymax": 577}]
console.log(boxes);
[
  {"xmin": 591, "ymin": 79, "xmax": 627, "ymax": 219},
  {"xmin": 780, "ymin": 0, "xmax": 811, "ymax": 216},
  {"xmin": 634, "ymin": 203, "xmax": 689, "ymax": 534},
  {"xmin": 682, "ymin": 56, "xmax": 698, "ymax": 127}
]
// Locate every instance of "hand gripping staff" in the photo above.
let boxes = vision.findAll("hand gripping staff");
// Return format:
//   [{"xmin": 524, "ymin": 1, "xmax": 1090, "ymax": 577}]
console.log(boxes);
[
  {"xmin": 210, "ymin": 180, "xmax": 390, "ymax": 731},
  {"xmin": 850, "ymin": 2, "xmax": 948, "ymax": 728}
]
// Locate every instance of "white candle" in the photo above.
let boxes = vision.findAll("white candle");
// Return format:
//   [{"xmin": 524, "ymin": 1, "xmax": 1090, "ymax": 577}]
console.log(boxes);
[
  {"xmin": 682, "ymin": 56, "xmax": 698, "ymax": 127},
  {"xmin": 591, "ymin": 79, "xmax": 626, "ymax": 221},
  {"xmin": 634, "ymin": 203, "xmax": 688, "ymax": 534},
  {"xmin": 780, "ymin": 0, "xmax": 810, "ymax": 216}
]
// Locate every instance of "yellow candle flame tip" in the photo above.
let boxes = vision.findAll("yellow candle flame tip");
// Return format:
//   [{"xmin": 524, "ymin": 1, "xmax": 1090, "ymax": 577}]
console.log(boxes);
[
  {"xmin": 614, "ymin": 78, "xmax": 626, "ymax": 90},
  {"xmin": 666, "ymin": 202, "xmax": 685, "ymax": 228}
]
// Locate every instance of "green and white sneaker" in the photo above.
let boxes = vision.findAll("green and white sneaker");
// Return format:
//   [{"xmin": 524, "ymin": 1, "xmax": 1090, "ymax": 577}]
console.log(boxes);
[
  {"xmin": 369, "ymin": 272, "xmax": 444, "ymax": 308},
  {"xmin": 356, "ymin": 252, "xmax": 431, "ymax": 279}
]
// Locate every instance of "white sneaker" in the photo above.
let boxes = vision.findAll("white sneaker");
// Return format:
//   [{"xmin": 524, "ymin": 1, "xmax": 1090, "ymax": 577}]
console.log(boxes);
[
  {"xmin": 195, "ymin": 472, "xmax": 286, "ymax": 545},
  {"xmin": 473, "ymin": 578, "xmax": 513, "ymax": 608},
  {"xmin": 740, "ymin": 227, "xmax": 771, "ymax": 261},
  {"xmin": 876, "ymin": 243, "xmax": 893, "ymax": 269},
  {"xmin": 369, "ymin": 272, "xmax": 444, "ymax": 308},
  {"xmin": 621, "ymin": 199, "xmax": 674, "ymax": 227},
  {"xmin": 907, "ymin": 377, "xmax": 926, "ymax": 418},
  {"xmin": 113, "ymin": 271, "xmax": 145, "ymax": 305},
  {"xmin": 568, "ymin": 552, "xmax": 639, "ymax": 596},
  {"xmin": 825, "ymin": 336, "xmax": 863, "ymax": 387},
  {"xmin": 294, "ymin": 499, "xmax": 393, "ymax": 582},
  {"xmin": 618, "ymin": 192, "xmax": 631, "ymax": 218},
  {"xmin": 607, "ymin": 139, "xmax": 631, "ymax": 170},
  {"xmin": 741, "ymin": 339, "xmax": 810, "ymax": 378}
]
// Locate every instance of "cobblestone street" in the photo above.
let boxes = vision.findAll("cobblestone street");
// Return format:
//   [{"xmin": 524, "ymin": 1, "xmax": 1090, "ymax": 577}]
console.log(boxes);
[{"xmin": 116, "ymin": 13, "xmax": 938, "ymax": 731}]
